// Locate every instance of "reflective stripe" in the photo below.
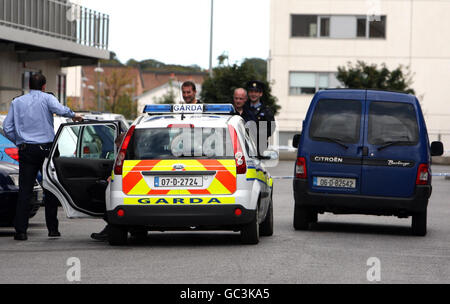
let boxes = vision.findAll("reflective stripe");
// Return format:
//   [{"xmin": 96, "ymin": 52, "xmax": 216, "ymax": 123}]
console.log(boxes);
[
  {"xmin": 124, "ymin": 197, "xmax": 236, "ymax": 205},
  {"xmin": 246, "ymin": 167, "xmax": 270, "ymax": 186},
  {"xmin": 122, "ymin": 159, "xmax": 236, "ymax": 195}
]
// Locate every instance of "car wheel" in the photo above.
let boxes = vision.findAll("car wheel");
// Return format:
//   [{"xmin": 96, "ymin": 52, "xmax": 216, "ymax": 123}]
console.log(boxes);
[
  {"xmin": 240, "ymin": 206, "xmax": 260, "ymax": 245},
  {"xmin": 412, "ymin": 209, "xmax": 427, "ymax": 236},
  {"xmin": 108, "ymin": 225, "xmax": 128, "ymax": 246},
  {"xmin": 293, "ymin": 205, "xmax": 311, "ymax": 230},
  {"xmin": 260, "ymin": 199, "xmax": 273, "ymax": 237}
]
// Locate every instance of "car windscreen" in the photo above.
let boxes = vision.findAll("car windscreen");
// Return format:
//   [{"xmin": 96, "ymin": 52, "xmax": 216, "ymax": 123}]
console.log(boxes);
[
  {"xmin": 309, "ymin": 99, "xmax": 362, "ymax": 144},
  {"xmin": 368, "ymin": 101, "xmax": 419, "ymax": 145},
  {"xmin": 126, "ymin": 127, "xmax": 234, "ymax": 160}
]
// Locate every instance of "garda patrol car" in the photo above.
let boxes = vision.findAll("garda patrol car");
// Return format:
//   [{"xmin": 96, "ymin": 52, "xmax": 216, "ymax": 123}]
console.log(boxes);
[{"xmin": 43, "ymin": 104, "xmax": 275, "ymax": 245}]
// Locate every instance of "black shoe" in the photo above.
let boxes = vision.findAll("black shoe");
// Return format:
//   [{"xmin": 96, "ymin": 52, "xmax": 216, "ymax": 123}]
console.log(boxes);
[
  {"xmin": 48, "ymin": 231, "xmax": 61, "ymax": 237},
  {"xmin": 91, "ymin": 226, "xmax": 108, "ymax": 241},
  {"xmin": 14, "ymin": 233, "xmax": 28, "ymax": 241}
]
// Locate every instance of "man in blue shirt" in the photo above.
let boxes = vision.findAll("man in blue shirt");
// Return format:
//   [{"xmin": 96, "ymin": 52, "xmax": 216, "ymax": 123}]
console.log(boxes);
[{"xmin": 2, "ymin": 73, "xmax": 83, "ymax": 241}]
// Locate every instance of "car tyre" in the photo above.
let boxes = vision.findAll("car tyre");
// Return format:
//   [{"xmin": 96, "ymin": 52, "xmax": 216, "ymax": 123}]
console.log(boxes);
[
  {"xmin": 260, "ymin": 199, "xmax": 273, "ymax": 237},
  {"xmin": 412, "ymin": 209, "xmax": 427, "ymax": 236},
  {"xmin": 294, "ymin": 205, "xmax": 311, "ymax": 230},
  {"xmin": 241, "ymin": 207, "xmax": 260, "ymax": 245},
  {"xmin": 108, "ymin": 225, "xmax": 128, "ymax": 246}
]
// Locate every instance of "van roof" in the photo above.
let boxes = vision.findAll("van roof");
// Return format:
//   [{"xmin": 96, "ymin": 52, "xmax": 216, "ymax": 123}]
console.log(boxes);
[{"xmin": 316, "ymin": 89, "xmax": 417, "ymax": 104}]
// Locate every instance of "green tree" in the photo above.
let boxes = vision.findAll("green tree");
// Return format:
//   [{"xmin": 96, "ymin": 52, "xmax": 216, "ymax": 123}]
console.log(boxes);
[
  {"xmin": 337, "ymin": 61, "xmax": 415, "ymax": 94},
  {"xmin": 200, "ymin": 55, "xmax": 280, "ymax": 115}
]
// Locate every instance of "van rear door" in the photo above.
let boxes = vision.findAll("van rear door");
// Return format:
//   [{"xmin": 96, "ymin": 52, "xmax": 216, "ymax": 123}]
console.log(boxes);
[
  {"xmin": 305, "ymin": 91, "xmax": 366, "ymax": 195},
  {"xmin": 361, "ymin": 91, "xmax": 421, "ymax": 198}
]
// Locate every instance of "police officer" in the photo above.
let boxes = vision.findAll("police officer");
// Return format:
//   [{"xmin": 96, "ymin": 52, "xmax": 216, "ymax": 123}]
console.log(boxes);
[
  {"xmin": 246, "ymin": 81, "xmax": 275, "ymax": 153},
  {"xmin": 2, "ymin": 73, "xmax": 83, "ymax": 241},
  {"xmin": 233, "ymin": 88, "xmax": 256, "ymax": 123}
]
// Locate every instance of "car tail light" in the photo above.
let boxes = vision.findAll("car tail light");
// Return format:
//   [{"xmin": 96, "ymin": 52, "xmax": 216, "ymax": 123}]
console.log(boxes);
[
  {"xmin": 416, "ymin": 164, "xmax": 430, "ymax": 185},
  {"xmin": 5, "ymin": 148, "xmax": 19, "ymax": 161},
  {"xmin": 228, "ymin": 125, "xmax": 246, "ymax": 174},
  {"xmin": 114, "ymin": 125, "xmax": 136, "ymax": 175},
  {"xmin": 296, "ymin": 157, "xmax": 307, "ymax": 179}
]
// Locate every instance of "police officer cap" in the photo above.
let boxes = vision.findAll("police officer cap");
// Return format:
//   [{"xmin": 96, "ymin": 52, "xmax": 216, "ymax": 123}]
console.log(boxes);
[{"xmin": 247, "ymin": 80, "xmax": 265, "ymax": 92}]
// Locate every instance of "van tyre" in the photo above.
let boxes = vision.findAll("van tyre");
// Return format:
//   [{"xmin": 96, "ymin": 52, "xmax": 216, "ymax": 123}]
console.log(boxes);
[
  {"xmin": 108, "ymin": 225, "xmax": 128, "ymax": 246},
  {"xmin": 241, "ymin": 207, "xmax": 260, "ymax": 245},
  {"xmin": 260, "ymin": 200, "xmax": 274, "ymax": 237},
  {"xmin": 294, "ymin": 205, "xmax": 312, "ymax": 230},
  {"xmin": 412, "ymin": 210, "xmax": 427, "ymax": 236}
]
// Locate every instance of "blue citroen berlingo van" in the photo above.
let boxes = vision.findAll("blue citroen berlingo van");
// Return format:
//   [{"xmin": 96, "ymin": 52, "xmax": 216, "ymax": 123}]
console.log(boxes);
[{"xmin": 292, "ymin": 89, "xmax": 444, "ymax": 236}]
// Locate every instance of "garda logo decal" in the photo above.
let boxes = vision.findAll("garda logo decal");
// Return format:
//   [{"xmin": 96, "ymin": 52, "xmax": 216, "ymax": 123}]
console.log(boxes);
[
  {"xmin": 125, "ymin": 197, "xmax": 235, "ymax": 205},
  {"xmin": 172, "ymin": 104, "xmax": 203, "ymax": 113}
]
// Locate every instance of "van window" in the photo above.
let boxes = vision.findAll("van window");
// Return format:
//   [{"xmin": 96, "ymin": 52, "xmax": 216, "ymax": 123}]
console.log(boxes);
[
  {"xmin": 126, "ymin": 127, "xmax": 234, "ymax": 160},
  {"xmin": 368, "ymin": 102, "xmax": 419, "ymax": 145},
  {"xmin": 309, "ymin": 99, "xmax": 362, "ymax": 144}
]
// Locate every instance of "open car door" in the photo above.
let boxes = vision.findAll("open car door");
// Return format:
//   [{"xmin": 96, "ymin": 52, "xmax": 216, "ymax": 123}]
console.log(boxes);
[{"xmin": 43, "ymin": 121, "xmax": 122, "ymax": 218}]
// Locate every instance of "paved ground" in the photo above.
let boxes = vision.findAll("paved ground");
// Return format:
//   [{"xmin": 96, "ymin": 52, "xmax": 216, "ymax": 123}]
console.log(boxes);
[{"xmin": 1, "ymin": 161, "xmax": 450, "ymax": 284}]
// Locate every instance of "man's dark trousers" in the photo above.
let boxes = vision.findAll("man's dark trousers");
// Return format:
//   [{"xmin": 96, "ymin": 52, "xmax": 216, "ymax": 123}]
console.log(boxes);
[{"xmin": 15, "ymin": 143, "xmax": 58, "ymax": 234}]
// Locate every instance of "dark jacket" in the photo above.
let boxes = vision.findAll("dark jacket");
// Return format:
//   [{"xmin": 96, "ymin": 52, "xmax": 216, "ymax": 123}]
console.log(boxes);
[{"xmin": 247, "ymin": 101, "xmax": 276, "ymax": 139}]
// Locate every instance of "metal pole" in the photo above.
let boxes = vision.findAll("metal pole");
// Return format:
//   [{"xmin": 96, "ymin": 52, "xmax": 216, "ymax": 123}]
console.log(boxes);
[{"xmin": 209, "ymin": 0, "xmax": 214, "ymax": 77}]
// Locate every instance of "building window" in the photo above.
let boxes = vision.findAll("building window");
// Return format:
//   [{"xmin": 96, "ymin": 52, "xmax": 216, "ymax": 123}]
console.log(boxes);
[
  {"xmin": 57, "ymin": 74, "xmax": 67, "ymax": 105},
  {"xmin": 291, "ymin": 15, "xmax": 318, "ymax": 37},
  {"xmin": 291, "ymin": 15, "xmax": 386, "ymax": 39},
  {"xmin": 289, "ymin": 72, "xmax": 341, "ymax": 95}
]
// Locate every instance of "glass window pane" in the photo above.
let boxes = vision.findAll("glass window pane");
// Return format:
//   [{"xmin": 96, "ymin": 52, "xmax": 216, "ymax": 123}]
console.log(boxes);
[
  {"xmin": 309, "ymin": 99, "xmax": 362, "ymax": 144},
  {"xmin": 320, "ymin": 17, "xmax": 330, "ymax": 37},
  {"xmin": 292, "ymin": 15, "xmax": 317, "ymax": 37},
  {"xmin": 357, "ymin": 18, "xmax": 367, "ymax": 37},
  {"xmin": 329, "ymin": 73, "xmax": 342, "ymax": 88},
  {"xmin": 318, "ymin": 74, "xmax": 329, "ymax": 89},
  {"xmin": 127, "ymin": 128, "xmax": 234, "ymax": 160},
  {"xmin": 55, "ymin": 126, "xmax": 80, "ymax": 158},
  {"xmin": 329, "ymin": 16, "xmax": 357, "ymax": 38},
  {"xmin": 369, "ymin": 16, "xmax": 386, "ymax": 38},
  {"xmin": 80, "ymin": 125, "xmax": 116, "ymax": 160},
  {"xmin": 290, "ymin": 72, "xmax": 316, "ymax": 95},
  {"xmin": 368, "ymin": 102, "xmax": 419, "ymax": 145}
]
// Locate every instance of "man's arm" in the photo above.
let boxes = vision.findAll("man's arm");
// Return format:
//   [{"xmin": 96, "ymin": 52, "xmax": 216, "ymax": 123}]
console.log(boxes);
[
  {"xmin": 2, "ymin": 103, "xmax": 17, "ymax": 144},
  {"xmin": 46, "ymin": 95, "xmax": 83, "ymax": 122}
]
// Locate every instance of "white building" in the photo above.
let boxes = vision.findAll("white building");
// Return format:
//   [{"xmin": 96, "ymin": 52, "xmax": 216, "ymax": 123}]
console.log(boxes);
[{"xmin": 270, "ymin": 0, "xmax": 450, "ymax": 149}]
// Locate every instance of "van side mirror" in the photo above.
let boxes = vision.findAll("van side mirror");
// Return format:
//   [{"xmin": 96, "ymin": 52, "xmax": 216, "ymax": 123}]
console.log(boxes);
[
  {"xmin": 431, "ymin": 141, "xmax": 444, "ymax": 156},
  {"xmin": 292, "ymin": 133, "xmax": 302, "ymax": 148}
]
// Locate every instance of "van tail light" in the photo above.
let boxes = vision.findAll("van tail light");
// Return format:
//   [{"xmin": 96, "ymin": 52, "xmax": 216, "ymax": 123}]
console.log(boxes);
[
  {"xmin": 416, "ymin": 164, "xmax": 430, "ymax": 185},
  {"xmin": 228, "ymin": 125, "xmax": 247, "ymax": 174},
  {"xmin": 114, "ymin": 125, "xmax": 136, "ymax": 175},
  {"xmin": 296, "ymin": 157, "xmax": 307, "ymax": 179},
  {"xmin": 5, "ymin": 148, "xmax": 19, "ymax": 161}
]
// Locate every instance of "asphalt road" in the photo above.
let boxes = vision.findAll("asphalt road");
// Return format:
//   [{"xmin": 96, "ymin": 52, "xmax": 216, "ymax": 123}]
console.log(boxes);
[{"xmin": 1, "ymin": 161, "xmax": 450, "ymax": 284}]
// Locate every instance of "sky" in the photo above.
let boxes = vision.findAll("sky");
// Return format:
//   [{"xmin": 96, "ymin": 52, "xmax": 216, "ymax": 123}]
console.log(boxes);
[{"xmin": 76, "ymin": 0, "xmax": 270, "ymax": 69}]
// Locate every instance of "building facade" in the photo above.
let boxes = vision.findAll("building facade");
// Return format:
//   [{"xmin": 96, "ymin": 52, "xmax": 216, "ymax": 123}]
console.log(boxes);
[
  {"xmin": 0, "ymin": 0, "xmax": 110, "ymax": 112},
  {"xmin": 270, "ymin": 0, "xmax": 450, "ymax": 149}
]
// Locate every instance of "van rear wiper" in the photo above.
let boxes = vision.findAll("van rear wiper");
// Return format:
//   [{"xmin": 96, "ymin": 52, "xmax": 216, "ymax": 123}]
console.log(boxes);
[
  {"xmin": 377, "ymin": 141, "xmax": 414, "ymax": 151},
  {"xmin": 314, "ymin": 137, "xmax": 349, "ymax": 150}
]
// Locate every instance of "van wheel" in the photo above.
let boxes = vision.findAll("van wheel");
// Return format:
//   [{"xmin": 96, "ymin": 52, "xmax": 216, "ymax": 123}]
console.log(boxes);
[
  {"xmin": 241, "ymin": 207, "xmax": 260, "ymax": 245},
  {"xmin": 412, "ymin": 210, "xmax": 427, "ymax": 236},
  {"xmin": 294, "ymin": 205, "xmax": 312, "ymax": 230},
  {"xmin": 108, "ymin": 225, "xmax": 128, "ymax": 246},
  {"xmin": 260, "ymin": 200, "xmax": 274, "ymax": 237}
]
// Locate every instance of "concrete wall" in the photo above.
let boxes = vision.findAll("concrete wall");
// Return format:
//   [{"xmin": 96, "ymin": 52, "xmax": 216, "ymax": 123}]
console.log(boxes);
[
  {"xmin": 0, "ymin": 50, "xmax": 63, "ymax": 112},
  {"xmin": 270, "ymin": 0, "xmax": 450, "ymax": 151}
]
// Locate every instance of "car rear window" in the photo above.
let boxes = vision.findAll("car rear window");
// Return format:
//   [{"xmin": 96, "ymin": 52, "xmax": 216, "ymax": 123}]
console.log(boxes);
[
  {"xmin": 368, "ymin": 101, "xmax": 419, "ymax": 145},
  {"xmin": 126, "ymin": 127, "xmax": 234, "ymax": 160},
  {"xmin": 309, "ymin": 99, "xmax": 362, "ymax": 144}
]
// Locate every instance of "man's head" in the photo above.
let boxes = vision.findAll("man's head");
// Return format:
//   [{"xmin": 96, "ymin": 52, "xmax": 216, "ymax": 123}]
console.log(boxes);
[
  {"xmin": 181, "ymin": 81, "xmax": 197, "ymax": 104},
  {"xmin": 233, "ymin": 88, "xmax": 248, "ymax": 110},
  {"xmin": 247, "ymin": 81, "xmax": 264, "ymax": 104},
  {"xmin": 29, "ymin": 73, "xmax": 46, "ymax": 91}
]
